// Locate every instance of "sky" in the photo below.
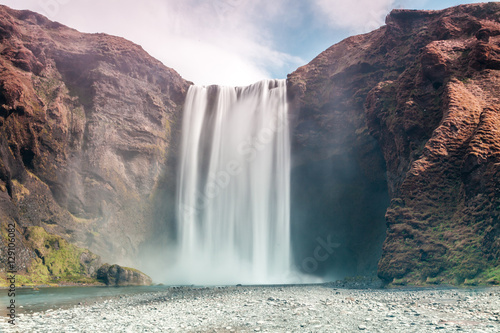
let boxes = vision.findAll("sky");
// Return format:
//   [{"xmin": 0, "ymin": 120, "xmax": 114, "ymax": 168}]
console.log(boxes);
[{"xmin": 0, "ymin": 0, "xmax": 495, "ymax": 86}]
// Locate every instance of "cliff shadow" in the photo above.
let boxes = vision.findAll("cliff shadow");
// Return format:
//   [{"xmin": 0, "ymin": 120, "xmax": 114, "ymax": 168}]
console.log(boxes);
[{"xmin": 290, "ymin": 129, "xmax": 389, "ymax": 281}]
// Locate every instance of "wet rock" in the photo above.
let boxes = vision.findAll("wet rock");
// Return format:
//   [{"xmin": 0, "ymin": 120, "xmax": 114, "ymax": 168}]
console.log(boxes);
[{"xmin": 96, "ymin": 264, "xmax": 152, "ymax": 286}]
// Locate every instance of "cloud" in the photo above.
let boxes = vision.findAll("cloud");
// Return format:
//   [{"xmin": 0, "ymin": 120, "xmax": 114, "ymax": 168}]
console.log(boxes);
[
  {"xmin": 2, "ymin": 0, "xmax": 485, "ymax": 86},
  {"xmin": 0, "ymin": 0, "xmax": 305, "ymax": 86},
  {"xmin": 150, "ymin": 37, "xmax": 273, "ymax": 87},
  {"xmin": 310, "ymin": 0, "xmax": 499, "ymax": 33},
  {"xmin": 311, "ymin": 0, "xmax": 395, "ymax": 33}
]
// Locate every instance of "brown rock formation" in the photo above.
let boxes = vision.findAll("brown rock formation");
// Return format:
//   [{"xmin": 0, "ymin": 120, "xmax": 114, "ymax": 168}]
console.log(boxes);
[
  {"xmin": 289, "ymin": 2, "xmax": 500, "ymax": 283},
  {"xmin": 96, "ymin": 263, "xmax": 152, "ymax": 286},
  {"xmin": 2, "ymin": 2, "xmax": 499, "ymax": 286},
  {"xmin": 0, "ymin": 4, "xmax": 189, "ymax": 278}
]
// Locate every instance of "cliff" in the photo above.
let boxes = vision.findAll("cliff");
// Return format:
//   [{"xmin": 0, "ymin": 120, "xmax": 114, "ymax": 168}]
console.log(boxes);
[
  {"xmin": 0, "ymin": 5, "xmax": 189, "ymax": 283},
  {"xmin": 1, "ymin": 2, "xmax": 499, "ymax": 286},
  {"xmin": 288, "ymin": 2, "xmax": 500, "ymax": 284}
]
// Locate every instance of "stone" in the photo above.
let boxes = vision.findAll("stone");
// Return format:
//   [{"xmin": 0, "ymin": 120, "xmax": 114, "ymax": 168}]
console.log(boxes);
[{"xmin": 96, "ymin": 264, "xmax": 152, "ymax": 286}]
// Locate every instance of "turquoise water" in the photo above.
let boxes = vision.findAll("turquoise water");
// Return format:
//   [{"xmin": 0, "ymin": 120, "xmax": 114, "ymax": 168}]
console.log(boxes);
[{"xmin": 1, "ymin": 285, "xmax": 170, "ymax": 315}]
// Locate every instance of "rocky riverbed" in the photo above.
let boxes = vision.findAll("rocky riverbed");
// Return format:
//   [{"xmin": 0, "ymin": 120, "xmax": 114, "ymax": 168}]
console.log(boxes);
[{"xmin": 1, "ymin": 285, "xmax": 499, "ymax": 332}]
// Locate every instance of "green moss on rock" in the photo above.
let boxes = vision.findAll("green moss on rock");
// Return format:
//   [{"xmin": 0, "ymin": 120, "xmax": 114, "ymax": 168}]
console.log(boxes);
[{"xmin": 19, "ymin": 226, "xmax": 102, "ymax": 286}]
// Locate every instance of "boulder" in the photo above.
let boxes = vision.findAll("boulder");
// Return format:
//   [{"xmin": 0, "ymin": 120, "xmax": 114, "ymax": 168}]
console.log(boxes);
[{"xmin": 96, "ymin": 264, "xmax": 152, "ymax": 286}]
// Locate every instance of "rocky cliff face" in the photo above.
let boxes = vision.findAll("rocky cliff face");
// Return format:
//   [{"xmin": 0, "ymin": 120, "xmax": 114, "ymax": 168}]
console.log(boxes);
[
  {"xmin": 1, "ymin": 3, "xmax": 499, "ymax": 286},
  {"xmin": 0, "ymin": 4, "xmax": 189, "ymax": 281},
  {"xmin": 288, "ymin": 2, "xmax": 500, "ymax": 284}
]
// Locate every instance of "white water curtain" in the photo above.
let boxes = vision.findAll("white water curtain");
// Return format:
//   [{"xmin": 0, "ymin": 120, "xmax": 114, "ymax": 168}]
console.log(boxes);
[{"xmin": 173, "ymin": 79, "xmax": 291, "ymax": 285}]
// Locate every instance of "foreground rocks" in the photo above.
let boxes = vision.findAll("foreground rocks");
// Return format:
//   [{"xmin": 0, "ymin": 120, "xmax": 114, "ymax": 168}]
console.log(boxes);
[{"xmin": 1, "ymin": 285, "xmax": 499, "ymax": 332}]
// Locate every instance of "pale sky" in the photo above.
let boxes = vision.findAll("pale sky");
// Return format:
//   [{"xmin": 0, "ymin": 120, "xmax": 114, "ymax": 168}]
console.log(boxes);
[{"xmin": 0, "ymin": 0, "xmax": 494, "ymax": 86}]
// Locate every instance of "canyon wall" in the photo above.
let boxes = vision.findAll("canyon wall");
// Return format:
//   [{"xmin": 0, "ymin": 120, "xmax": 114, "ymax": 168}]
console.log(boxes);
[
  {"xmin": 0, "ymin": 5, "xmax": 189, "ymax": 281},
  {"xmin": 288, "ymin": 2, "xmax": 500, "ymax": 284},
  {"xmin": 1, "ymin": 2, "xmax": 499, "ymax": 285}
]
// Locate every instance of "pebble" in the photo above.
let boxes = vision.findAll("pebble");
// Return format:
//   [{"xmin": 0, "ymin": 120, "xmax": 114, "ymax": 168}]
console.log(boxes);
[{"xmin": 0, "ymin": 286, "xmax": 498, "ymax": 332}]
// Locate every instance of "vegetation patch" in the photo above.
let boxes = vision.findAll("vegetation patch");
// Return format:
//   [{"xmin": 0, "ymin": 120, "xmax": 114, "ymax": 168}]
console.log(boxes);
[{"xmin": 17, "ymin": 226, "xmax": 100, "ymax": 286}]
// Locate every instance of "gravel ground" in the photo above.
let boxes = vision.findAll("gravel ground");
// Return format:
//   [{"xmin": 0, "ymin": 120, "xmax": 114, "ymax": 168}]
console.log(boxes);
[{"xmin": 1, "ymin": 285, "xmax": 499, "ymax": 332}]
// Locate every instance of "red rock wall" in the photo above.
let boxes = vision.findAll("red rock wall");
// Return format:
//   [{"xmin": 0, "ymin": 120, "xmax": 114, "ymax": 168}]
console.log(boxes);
[
  {"xmin": 289, "ymin": 2, "xmax": 500, "ymax": 284},
  {"xmin": 0, "ymin": 5, "xmax": 189, "ymax": 271}
]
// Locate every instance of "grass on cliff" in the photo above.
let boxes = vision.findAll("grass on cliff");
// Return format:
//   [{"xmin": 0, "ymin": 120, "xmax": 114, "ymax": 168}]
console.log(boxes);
[
  {"xmin": 481, "ymin": 266, "xmax": 500, "ymax": 284},
  {"xmin": 3, "ymin": 226, "xmax": 98, "ymax": 286}
]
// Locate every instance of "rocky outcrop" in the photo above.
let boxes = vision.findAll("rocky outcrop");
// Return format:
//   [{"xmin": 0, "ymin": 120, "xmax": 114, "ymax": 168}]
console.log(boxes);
[
  {"xmin": 0, "ymin": 4, "xmax": 189, "ymax": 282},
  {"xmin": 1, "ymin": 2, "xmax": 499, "ymax": 286},
  {"xmin": 96, "ymin": 263, "xmax": 152, "ymax": 286},
  {"xmin": 288, "ymin": 2, "xmax": 500, "ymax": 284}
]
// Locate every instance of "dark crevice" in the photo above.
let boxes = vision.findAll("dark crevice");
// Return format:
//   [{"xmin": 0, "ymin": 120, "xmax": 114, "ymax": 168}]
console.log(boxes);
[{"xmin": 20, "ymin": 147, "xmax": 35, "ymax": 170}]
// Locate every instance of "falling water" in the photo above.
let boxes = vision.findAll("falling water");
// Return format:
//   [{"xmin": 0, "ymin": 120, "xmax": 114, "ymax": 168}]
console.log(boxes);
[{"xmin": 173, "ymin": 79, "xmax": 291, "ymax": 285}]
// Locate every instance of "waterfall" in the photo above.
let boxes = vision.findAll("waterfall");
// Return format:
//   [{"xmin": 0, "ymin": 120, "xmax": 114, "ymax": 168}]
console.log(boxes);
[{"xmin": 172, "ymin": 79, "xmax": 291, "ymax": 285}]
